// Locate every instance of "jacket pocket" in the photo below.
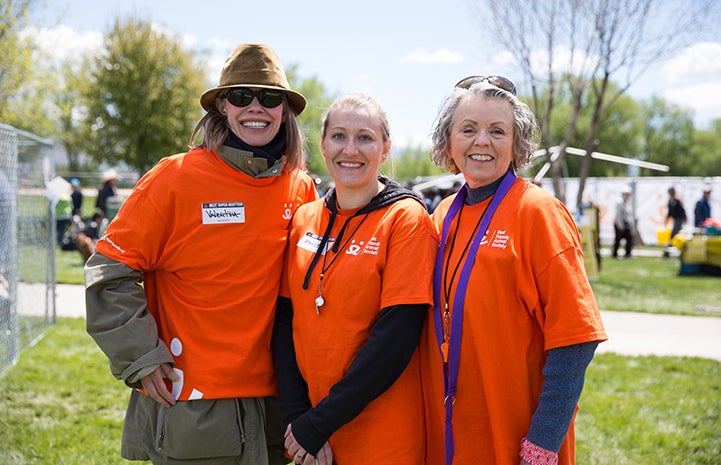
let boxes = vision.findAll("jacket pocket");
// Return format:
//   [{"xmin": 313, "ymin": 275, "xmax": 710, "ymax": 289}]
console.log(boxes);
[{"xmin": 156, "ymin": 398, "xmax": 244, "ymax": 459}]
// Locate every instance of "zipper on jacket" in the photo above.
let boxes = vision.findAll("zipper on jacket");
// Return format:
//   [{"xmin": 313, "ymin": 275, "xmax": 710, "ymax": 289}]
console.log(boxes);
[{"xmin": 156, "ymin": 407, "xmax": 168, "ymax": 452}]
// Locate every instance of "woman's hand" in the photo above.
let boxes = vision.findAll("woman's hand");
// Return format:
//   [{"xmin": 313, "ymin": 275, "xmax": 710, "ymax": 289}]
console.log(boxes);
[
  {"xmin": 140, "ymin": 363, "xmax": 179, "ymax": 408},
  {"xmin": 314, "ymin": 442, "xmax": 333, "ymax": 465},
  {"xmin": 285, "ymin": 424, "xmax": 333, "ymax": 465}
]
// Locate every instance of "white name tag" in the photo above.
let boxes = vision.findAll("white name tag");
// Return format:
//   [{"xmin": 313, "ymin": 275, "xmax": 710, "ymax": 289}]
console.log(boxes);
[
  {"xmin": 297, "ymin": 231, "xmax": 334, "ymax": 254},
  {"xmin": 202, "ymin": 202, "xmax": 245, "ymax": 224}
]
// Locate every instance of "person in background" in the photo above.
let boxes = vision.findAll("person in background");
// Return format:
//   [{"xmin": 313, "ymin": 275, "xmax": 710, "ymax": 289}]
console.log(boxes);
[
  {"xmin": 55, "ymin": 186, "xmax": 73, "ymax": 246},
  {"xmin": 83, "ymin": 210, "xmax": 106, "ymax": 241},
  {"xmin": 84, "ymin": 43, "xmax": 317, "ymax": 465},
  {"xmin": 663, "ymin": 186, "xmax": 686, "ymax": 257},
  {"xmin": 612, "ymin": 186, "xmax": 635, "ymax": 259},
  {"xmin": 273, "ymin": 93, "xmax": 437, "ymax": 465},
  {"xmin": 694, "ymin": 186, "xmax": 712, "ymax": 228},
  {"xmin": 420, "ymin": 76, "xmax": 606, "ymax": 465},
  {"xmin": 95, "ymin": 169, "xmax": 118, "ymax": 217},
  {"xmin": 67, "ymin": 210, "xmax": 108, "ymax": 263},
  {"xmin": 70, "ymin": 178, "xmax": 83, "ymax": 217}
]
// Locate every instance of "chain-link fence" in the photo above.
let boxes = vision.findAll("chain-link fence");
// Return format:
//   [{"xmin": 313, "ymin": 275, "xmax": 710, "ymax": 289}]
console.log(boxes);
[{"xmin": 1, "ymin": 123, "xmax": 56, "ymax": 377}]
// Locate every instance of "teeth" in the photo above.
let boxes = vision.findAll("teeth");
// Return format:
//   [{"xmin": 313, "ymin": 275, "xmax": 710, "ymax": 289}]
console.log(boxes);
[
  {"xmin": 339, "ymin": 162, "xmax": 363, "ymax": 167},
  {"xmin": 242, "ymin": 121, "xmax": 268, "ymax": 128},
  {"xmin": 470, "ymin": 154, "xmax": 492, "ymax": 161}
]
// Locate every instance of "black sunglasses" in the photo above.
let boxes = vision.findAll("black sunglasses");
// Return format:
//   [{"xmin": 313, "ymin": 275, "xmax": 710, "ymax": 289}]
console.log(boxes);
[
  {"xmin": 225, "ymin": 88, "xmax": 284, "ymax": 108},
  {"xmin": 454, "ymin": 75, "xmax": 517, "ymax": 95}
]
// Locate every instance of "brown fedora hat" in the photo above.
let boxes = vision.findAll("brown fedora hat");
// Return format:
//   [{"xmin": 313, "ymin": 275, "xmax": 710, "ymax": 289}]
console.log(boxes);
[{"xmin": 200, "ymin": 43, "xmax": 306, "ymax": 115}]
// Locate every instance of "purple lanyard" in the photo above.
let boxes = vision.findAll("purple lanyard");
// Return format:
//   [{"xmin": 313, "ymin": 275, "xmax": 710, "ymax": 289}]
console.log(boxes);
[{"xmin": 432, "ymin": 170, "xmax": 516, "ymax": 465}]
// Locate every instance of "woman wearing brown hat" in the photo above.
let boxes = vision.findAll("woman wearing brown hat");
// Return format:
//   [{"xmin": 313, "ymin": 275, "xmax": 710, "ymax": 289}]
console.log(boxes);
[{"xmin": 84, "ymin": 43, "xmax": 318, "ymax": 465}]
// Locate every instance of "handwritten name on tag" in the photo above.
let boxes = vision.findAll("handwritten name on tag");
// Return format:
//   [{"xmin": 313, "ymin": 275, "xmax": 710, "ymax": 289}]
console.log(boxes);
[{"xmin": 202, "ymin": 202, "xmax": 245, "ymax": 224}]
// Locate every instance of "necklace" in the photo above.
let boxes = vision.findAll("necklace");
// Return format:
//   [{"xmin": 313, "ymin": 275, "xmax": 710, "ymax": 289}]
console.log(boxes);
[
  {"xmin": 440, "ymin": 201, "xmax": 490, "ymax": 360},
  {"xmin": 431, "ymin": 170, "xmax": 516, "ymax": 465},
  {"xmin": 314, "ymin": 213, "xmax": 370, "ymax": 314}
]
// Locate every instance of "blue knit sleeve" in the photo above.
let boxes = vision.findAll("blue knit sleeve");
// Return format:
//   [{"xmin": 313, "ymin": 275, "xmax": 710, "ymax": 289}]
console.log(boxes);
[{"xmin": 525, "ymin": 341, "xmax": 599, "ymax": 452}]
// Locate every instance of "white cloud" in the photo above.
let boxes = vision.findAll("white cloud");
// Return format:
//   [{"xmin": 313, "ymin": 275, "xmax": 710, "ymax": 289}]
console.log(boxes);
[
  {"xmin": 529, "ymin": 45, "xmax": 600, "ymax": 77},
  {"xmin": 402, "ymin": 48, "xmax": 463, "ymax": 64},
  {"xmin": 662, "ymin": 42, "xmax": 721, "ymax": 84},
  {"xmin": 663, "ymin": 80, "xmax": 721, "ymax": 124},
  {"xmin": 657, "ymin": 42, "xmax": 721, "ymax": 125},
  {"xmin": 24, "ymin": 24, "xmax": 226, "ymax": 85},
  {"xmin": 22, "ymin": 25, "xmax": 103, "ymax": 66},
  {"xmin": 490, "ymin": 50, "xmax": 517, "ymax": 69}
]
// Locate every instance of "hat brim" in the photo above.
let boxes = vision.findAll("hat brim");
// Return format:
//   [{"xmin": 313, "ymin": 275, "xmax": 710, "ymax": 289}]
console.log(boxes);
[{"xmin": 200, "ymin": 84, "xmax": 306, "ymax": 115}]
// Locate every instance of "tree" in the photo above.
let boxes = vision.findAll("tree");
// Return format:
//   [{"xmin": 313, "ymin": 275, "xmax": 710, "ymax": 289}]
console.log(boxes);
[
  {"xmin": 288, "ymin": 66, "xmax": 334, "ymax": 177},
  {"xmin": 80, "ymin": 17, "xmax": 206, "ymax": 174},
  {"xmin": 688, "ymin": 121, "xmax": 721, "ymax": 176},
  {"xmin": 0, "ymin": 0, "xmax": 39, "ymax": 129},
  {"xmin": 473, "ymin": 0, "xmax": 717, "ymax": 207},
  {"xmin": 392, "ymin": 145, "xmax": 444, "ymax": 183},
  {"xmin": 52, "ymin": 61, "xmax": 89, "ymax": 173},
  {"xmin": 540, "ymin": 79, "xmax": 644, "ymax": 178},
  {"xmin": 576, "ymin": 89, "xmax": 644, "ymax": 177},
  {"xmin": 639, "ymin": 96, "xmax": 695, "ymax": 176}
]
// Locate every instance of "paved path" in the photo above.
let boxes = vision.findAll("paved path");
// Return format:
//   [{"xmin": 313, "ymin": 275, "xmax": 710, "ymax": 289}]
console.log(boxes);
[
  {"xmin": 54, "ymin": 284, "xmax": 721, "ymax": 362},
  {"xmin": 596, "ymin": 310, "xmax": 721, "ymax": 361}
]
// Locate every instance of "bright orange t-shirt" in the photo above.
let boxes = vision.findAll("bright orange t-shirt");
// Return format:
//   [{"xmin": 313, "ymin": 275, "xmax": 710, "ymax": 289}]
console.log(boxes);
[
  {"xmin": 95, "ymin": 147, "xmax": 317, "ymax": 400},
  {"xmin": 421, "ymin": 179, "xmax": 607, "ymax": 465},
  {"xmin": 283, "ymin": 196, "xmax": 438, "ymax": 464}
]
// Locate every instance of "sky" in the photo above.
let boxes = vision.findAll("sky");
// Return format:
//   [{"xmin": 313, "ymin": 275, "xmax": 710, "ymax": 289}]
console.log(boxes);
[{"xmin": 29, "ymin": 0, "xmax": 721, "ymax": 150}]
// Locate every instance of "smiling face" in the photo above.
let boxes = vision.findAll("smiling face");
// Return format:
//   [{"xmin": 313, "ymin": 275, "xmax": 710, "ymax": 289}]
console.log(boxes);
[
  {"xmin": 221, "ymin": 87, "xmax": 284, "ymax": 146},
  {"xmin": 321, "ymin": 104, "xmax": 390, "ymax": 197},
  {"xmin": 448, "ymin": 94, "xmax": 514, "ymax": 188}
]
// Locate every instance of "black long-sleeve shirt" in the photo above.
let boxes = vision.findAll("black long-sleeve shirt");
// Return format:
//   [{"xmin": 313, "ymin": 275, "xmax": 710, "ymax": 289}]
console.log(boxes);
[{"xmin": 271, "ymin": 297, "xmax": 425, "ymax": 454}]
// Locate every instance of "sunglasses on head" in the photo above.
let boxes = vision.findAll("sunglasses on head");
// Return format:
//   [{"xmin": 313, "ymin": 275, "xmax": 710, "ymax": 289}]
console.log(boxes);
[
  {"xmin": 225, "ymin": 88, "xmax": 284, "ymax": 108},
  {"xmin": 454, "ymin": 75, "xmax": 517, "ymax": 95}
]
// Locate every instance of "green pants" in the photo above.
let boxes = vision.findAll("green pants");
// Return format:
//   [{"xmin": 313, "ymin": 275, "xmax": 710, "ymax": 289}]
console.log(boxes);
[{"xmin": 120, "ymin": 392, "xmax": 286, "ymax": 465}]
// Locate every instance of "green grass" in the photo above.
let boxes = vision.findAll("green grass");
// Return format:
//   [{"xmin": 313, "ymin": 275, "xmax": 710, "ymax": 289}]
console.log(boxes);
[
  {"xmin": 56, "ymin": 245, "xmax": 721, "ymax": 317},
  {"xmin": 31, "ymin": 234, "xmax": 721, "ymax": 463},
  {"xmin": 56, "ymin": 246, "xmax": 87, "ymax": 284},
  {"xmin": 591, "ymin": 248, "xmax": 720, "ymax": 316},
  {"xmin": 0, "ymin": 318, "xmax": 131, "ymax": 464},
  {"xmin": 1, "ymin": 318, "xmax": 719, "ymax": 464},
  {"xmin": 577, "ymin": 354, "xmax": 721, "ymax": 464}
]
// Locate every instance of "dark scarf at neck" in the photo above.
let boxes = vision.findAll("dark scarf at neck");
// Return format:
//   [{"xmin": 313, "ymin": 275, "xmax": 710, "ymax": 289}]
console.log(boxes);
[
  {"xmin": 464, "ymin": 172, "xmax": 508, "ymax": 205},
  {"xmin": 224, "ymin": 125, "xmax": 287, "ymax": 166}
]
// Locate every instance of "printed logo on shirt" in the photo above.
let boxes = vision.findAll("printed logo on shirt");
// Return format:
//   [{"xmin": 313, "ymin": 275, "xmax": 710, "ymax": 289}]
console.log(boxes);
[
  {"xmin": 202, "ymin": 202, "xmax": 245, "ymax": 224},
  {"xmin": 361, "ymin": 236, "xmax": 381, "ymax": 255},
  {"xmin": 282, "ymin": 203, "xmax": 294, "ymax": 221},
  {"xmin": 490, "ymin": 229, "xmax": 510, "ymax": 249},
  {"xmin": 346, "ymin": 239, "xmax": 362, "ymax": 256},
  {"xmin": 344, "ymin": 236, "xmax": 382, "ymax": 256},
  {"xmin": 99, "ymin": 235, "xmax": 126, "ymax": 254},
  {"xmin": 480, "ymin": 228, "xmax": 510, "ymax": 250}
]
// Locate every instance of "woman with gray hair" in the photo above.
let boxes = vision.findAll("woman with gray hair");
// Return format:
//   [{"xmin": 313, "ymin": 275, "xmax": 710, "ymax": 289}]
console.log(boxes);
[{"xmin": 420, "ymin": 76, "xmax": 607, "ymax": 465}]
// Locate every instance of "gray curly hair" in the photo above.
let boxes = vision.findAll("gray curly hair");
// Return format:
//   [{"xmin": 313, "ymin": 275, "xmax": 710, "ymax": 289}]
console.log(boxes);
[{"xmin": 429, "ymin": 82, "xmax": 539, "ymax": 174}]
